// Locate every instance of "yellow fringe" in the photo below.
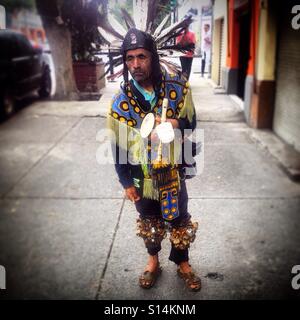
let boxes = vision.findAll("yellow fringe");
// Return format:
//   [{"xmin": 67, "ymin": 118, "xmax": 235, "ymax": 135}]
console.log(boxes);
[
  {"xmin": 107, "ymin": 115, "xmax": 148, "ymax": 165},
  {"xmin": 143, "ymin": 178, "xmax": 159, "ymax": 200},
  {"xmin": 107, "ymin": 109, "xmax": 184, "ymax": 199},
  {"xmin": 178, "ymin": 88, "xmax": 196, "ymax": 123},
  {"xmin": 107, "ymin": 114, "xmax": 182, "ymax": 174}
]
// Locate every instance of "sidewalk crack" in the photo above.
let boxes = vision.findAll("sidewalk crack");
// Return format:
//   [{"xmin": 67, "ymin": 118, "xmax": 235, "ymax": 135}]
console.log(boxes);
[{"xmin": 95, "ymin": 197, "xmax": 125, "ymax": 299}]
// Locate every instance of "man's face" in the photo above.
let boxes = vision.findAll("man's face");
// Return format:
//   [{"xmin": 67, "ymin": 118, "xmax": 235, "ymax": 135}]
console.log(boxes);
[{"xmin": 125, "ymin": 48, "xmax": 152, "ymax": 83}]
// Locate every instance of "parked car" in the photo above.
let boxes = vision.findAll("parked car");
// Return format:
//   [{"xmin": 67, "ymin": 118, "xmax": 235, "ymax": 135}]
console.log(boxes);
[{"xmin": 0, "ymin": 30, "xmax": 52, "ymax": 119}]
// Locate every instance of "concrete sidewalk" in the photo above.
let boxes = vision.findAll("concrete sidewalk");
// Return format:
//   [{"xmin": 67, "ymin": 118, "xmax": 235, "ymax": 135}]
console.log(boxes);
[{"xmin": 0, "ymin": 73, "xmax": 299, "ymax": 300}]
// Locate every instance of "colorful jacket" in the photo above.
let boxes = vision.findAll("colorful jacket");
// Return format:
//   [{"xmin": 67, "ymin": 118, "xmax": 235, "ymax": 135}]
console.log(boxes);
[{"xmin": 107, "ymin": 68, "xmax": 196, "ymax": 199}]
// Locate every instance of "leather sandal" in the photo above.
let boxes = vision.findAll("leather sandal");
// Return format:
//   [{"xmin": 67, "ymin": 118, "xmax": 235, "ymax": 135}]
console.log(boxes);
[
  {"xmin": 177, "ymin": 268, "xmax": 201, "ymax": 292},
  {"xmin": 139, "ymin": 265, "xmax": 162, "ymax": 289}
]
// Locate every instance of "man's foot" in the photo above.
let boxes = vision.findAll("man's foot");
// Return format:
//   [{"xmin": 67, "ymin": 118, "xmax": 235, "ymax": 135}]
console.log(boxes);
[
  {"xmin": 144, "ymin": 255, "xmax": 159, "ymax": 273},
  {"xmin": 177, "ymin": 262, "xmax": 201, "ymax": 292},
  {"xmin": 139, "ymin": 255, "xmax": 162, "ymax": 289}
]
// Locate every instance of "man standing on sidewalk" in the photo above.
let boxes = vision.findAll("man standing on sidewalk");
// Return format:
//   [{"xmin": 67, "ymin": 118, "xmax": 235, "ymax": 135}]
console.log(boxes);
[
  {"xmin": 201, "ymin": 23, "xmax": 211, "ymax": 77},
  {"xmin": 107, "ymin": 28, "xmax": 201, "ymax": 291},
  {"xmin": 176, "ymin": 25, "xmax": 196, "ymax": 80}
]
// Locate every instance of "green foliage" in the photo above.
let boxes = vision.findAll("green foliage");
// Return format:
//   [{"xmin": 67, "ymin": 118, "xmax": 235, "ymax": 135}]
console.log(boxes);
[
  {"xmin": 71, "ymin": 25, "xmax": 102, "ymax": 62},
  {"xmin": 155, "ymin": 0, "xmax": 172, "ymax": 30},
  {"xmin": 109, "ymin": 0, "xmax": 171, "ymax": 33},
  {"xmin": 0, "ymin": 0, "xmax": 35, "ymax": 12},
  {"xmin": 61, "ymin": 0, "xmax": 107, "ymax": 62}
]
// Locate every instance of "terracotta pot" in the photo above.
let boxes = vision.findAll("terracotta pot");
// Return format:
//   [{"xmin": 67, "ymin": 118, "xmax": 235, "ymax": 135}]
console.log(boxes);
[{"xmin": 73, "ymin": 61, "xmax": 106, "ymax": 93}]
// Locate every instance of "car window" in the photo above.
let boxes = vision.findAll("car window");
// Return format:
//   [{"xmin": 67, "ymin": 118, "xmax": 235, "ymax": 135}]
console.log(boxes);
[
  {"xmin": 0, "ymin": 37, "xmax": 13, "ymax": 59},
  {"xmin": 0, "ymin": 32, "xmax": 35, "ymax": 59},
  {"xmin": 14, "ymin": 35, "xmax": 35, "ymax": 57}
]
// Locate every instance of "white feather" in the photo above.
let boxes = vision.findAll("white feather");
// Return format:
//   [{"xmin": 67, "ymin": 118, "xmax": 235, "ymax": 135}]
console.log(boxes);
[
  {"xmin": 107, "ymin": 13, "xmax": 127, "ymax": 37},
  {"xmin": 153, "ymin": 13, "xmax": 170, "ymax": 38}
]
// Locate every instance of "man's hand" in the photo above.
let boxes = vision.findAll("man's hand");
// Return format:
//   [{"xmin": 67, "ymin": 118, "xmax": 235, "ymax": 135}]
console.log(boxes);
[
  {"xmin": 150, "ymin": 128, "xmax": 159, "ymax": 143},
  {"xmin": 125, "ymin": 186, "xmax": 141, "ymax": 203},
  {"xmin": 155, "ymin": 115, "xmax": 179, "ymax": 129},
  {"xmin": 155, "ymin": 115, "xmax": 161, "ymax": 125},
  {"xmin": 167, "ymin": 118, "xmax": 179, "ymax": 129}
]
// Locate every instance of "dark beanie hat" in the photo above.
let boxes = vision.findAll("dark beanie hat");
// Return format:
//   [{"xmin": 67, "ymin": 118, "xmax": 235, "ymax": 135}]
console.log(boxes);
[{"xmin": 121, "ymin": 28, "xmax": 157, "ymax": 55}]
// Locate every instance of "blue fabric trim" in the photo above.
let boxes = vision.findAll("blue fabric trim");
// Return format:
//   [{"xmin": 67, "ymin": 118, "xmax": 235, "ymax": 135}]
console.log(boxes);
[{"xmin": 132, "ymin": 79, "xmax": 157, "ymax": 108}]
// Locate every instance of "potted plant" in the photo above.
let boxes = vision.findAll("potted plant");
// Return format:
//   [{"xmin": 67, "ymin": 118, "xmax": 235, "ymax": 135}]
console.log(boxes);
[
  {"xmin": 72, "ymin": 25, "xmax": 106, "ymax": 94},
  {"xmin": 61, "ymin": 0, "xmax": 106, "ymax": 96}
]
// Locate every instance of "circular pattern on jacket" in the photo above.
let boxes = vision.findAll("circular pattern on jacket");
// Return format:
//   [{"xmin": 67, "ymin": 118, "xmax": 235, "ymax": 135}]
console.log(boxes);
[
  {"xmin": 112, "ymin": 111, "xmax": 120, "ymax": 119},
  {"xmin": 167, "ymin": 108, "xmax": 174, "ymax": 118},
  {"xmin": 134, "ymin": 106, "xmax": 141, "ymax": 113},
  {"xmin": 120, "ymin": 101, "xmax": 129, "ymax": 111},
  {"xmin": 169, "ymin": 90, "xmax": 177, "ymax": 100},
  {"xmin": 127, "ymin": 119, "xmax": 137, "ymax": 127},
  {"xmin": 177, "ymin": 99, "xmax": 184, "ymax": 109}
]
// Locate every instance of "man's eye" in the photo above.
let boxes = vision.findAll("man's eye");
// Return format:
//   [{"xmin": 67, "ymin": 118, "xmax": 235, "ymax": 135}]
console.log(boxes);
[{"xmin": 126, "ymin": 57, "xmax": 133, "ymax": 62}]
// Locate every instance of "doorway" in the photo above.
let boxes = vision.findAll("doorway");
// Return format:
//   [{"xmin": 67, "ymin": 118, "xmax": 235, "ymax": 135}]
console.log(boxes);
[{"xmin": 237, "ymin": 8, "xmax": 251, "ymax": 99}]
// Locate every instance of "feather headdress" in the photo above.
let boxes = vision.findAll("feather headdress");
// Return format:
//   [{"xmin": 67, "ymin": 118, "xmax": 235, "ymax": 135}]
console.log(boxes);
[{"xmin": 97, "ymin": 0, "xmax": 194, "ymax": 80}]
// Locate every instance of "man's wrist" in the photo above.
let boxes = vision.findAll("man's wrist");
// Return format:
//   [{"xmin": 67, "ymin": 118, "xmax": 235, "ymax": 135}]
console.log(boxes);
[
  {"xmin": 125, "ymin": 185, "xmax": 135, "ymax": 190},
  {"xmin": 167, "ymin": 118, "xmax": 179, "ymax": 129},
  {"xmin": 120, "ymin": 179, "xmax": 134, "ymax": 189}
]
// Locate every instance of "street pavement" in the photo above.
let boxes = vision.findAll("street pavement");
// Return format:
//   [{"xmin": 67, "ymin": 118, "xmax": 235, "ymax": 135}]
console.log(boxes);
[{"xmin": 0, "ymin": 71, "xmax": 299, "ymax": 300}]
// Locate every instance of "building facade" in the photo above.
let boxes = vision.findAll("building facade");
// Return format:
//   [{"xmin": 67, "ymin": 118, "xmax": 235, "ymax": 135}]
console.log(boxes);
[
  {"xmin": 212, "ymin": 0, "xmax": 300, "ymax": 152},
  {"xmin": 211, "ymin": 0, "xmax": 228, "ymax": 86}
]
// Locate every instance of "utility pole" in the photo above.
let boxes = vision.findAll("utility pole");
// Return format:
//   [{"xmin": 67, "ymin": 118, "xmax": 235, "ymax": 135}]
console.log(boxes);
[{"xmin": 170, "ymin": 0, "xmax": 177, "ymax": 24}]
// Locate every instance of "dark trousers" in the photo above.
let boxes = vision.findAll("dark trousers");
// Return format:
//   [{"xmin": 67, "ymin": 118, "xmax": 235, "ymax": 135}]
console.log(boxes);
[
  {"xmin": 135, "ymin": 180, "xmax": 191, "ymax": 265},
  {"xmin": 201, "ymin": 58, "xmax": 206, "ymax": 77},
  {"xmin": 180, "ymin": 57, "xmax": 193, "ymax": 80}
]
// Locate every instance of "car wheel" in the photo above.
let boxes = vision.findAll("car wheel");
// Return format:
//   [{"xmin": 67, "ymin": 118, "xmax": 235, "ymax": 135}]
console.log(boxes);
[
  {"xmin": 0, "ymin": 92, "xmax": 15, "ymax": 119},
  {"xmin": 38, "ymin": 66, "xmax": 52, "ymax": 98}
]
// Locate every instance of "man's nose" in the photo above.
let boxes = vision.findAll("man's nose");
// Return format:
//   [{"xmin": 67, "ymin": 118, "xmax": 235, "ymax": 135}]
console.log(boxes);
[{"xmin": 132, "ymin": 58, "xmax": 141, "ymax": 69}]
